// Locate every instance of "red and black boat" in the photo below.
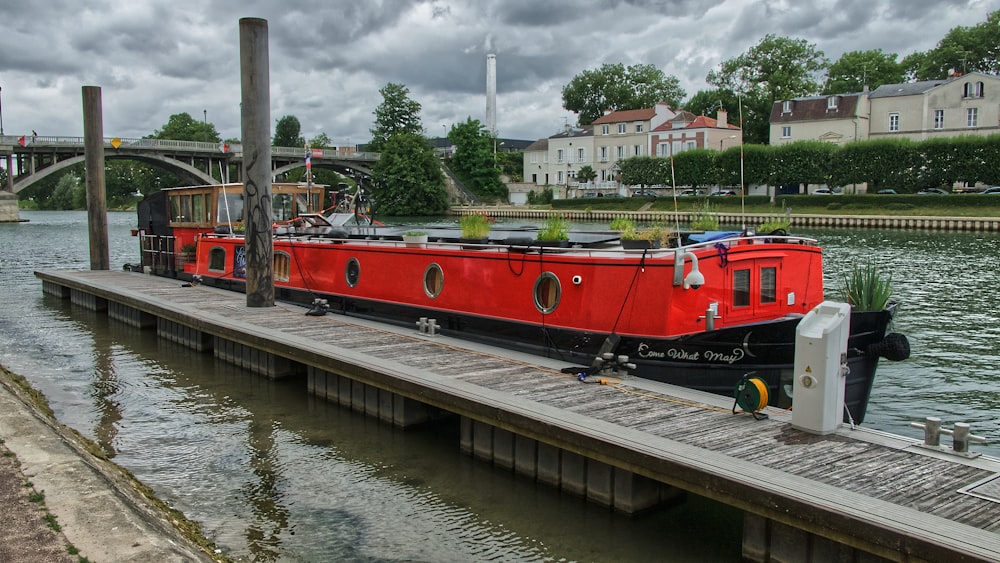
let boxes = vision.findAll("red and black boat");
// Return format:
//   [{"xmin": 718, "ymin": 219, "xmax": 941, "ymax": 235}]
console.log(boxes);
[{"xmin": 134, "ymin": 183, "xmax": 908, "ymax": 423}]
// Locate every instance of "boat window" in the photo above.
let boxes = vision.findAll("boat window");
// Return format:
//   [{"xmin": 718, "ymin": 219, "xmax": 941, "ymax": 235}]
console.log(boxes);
[
  {"xmin": 345, "ymin": 258, "xmax": 360, "ymax": 288},
  {"xmin": 217, "ymin": 192, "xmax": 244, "ymax": 224},
  {"xmin": 192, "ymin": 194, "xmax": 206, "ymax": 223},
  {"xmin": 423, "ymin": 263, "xmax": 444, "ymax": 298},
  {"xmin": 733, "ymin": 269, "xmax": 750, "ymax": 307},
  {"xmin": 274, "ymin": 251, "xmax": 290, "ymax": 282},
  {"xmin": 760, "ymin": 267, "xmax": 777, "ymax": 304},
  {"xmin": 208, "ymin": 247, "xmax": 226, "ymax": 272},
  {"xmin": 533, "ymin": 272, "xmax": 561, "ymax": 314},
  {"xmin": 274, "ymin": 194, "xmax": 296, "ymax": 221}
]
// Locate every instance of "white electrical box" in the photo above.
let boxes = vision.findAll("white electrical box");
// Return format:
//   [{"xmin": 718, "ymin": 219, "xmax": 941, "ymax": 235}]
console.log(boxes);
[{"xmin": 791, "ymin": 301, "xmax": 851, "ymax": 435}]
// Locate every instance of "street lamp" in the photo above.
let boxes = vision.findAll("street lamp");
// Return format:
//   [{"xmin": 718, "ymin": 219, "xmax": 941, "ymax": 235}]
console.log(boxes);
[{"xmin": 203, "ymin": 109, "xmax": 208, "ymax": 142}]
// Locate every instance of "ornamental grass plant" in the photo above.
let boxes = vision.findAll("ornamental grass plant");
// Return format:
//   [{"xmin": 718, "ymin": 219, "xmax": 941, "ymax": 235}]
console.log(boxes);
[{"xmin": 841, "ymin": 258, "xmax": 892, "ymax": 312}]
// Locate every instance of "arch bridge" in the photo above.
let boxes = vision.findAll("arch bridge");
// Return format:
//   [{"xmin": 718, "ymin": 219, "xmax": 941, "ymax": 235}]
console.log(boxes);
[{"xmin": 0, "ymin": 134, "xmax": 377, "ymax": 193}]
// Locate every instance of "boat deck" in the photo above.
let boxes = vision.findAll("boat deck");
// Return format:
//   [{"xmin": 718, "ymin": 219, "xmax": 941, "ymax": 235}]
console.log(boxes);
[{"xmin": 35, "ymin": 269, "xmax": 1000, "ymax": 562}]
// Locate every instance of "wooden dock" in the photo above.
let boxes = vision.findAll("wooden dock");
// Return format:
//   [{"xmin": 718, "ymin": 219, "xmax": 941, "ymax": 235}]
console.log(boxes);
[{"xmin": 36, "ymin": 269, "xmax": 1000, "ymax": 563}]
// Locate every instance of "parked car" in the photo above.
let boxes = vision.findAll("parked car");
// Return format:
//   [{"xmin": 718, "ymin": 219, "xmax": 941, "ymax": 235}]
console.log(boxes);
[
  {"xmin": 709, "ymin": 190, "xmax": 737, "ymax": 197},
  {"xmin": 876, "ymin": 189, "xmax": 898, "ymax": 194},
  {"xmin": 678, "ymin": 189, "xmax": 699, "ymax": 197},
  {"xmin": 631, "ymin": 189, "xmax": 657, "ymax": 198},
  {"xmin": 917, "ymin": 188, "xmax": 949, "ymax": 194},
  {"xmin": 812, "ymin": 188, "xmax": 834, "ymax": 195},
  {"xmin": 981, "ymin": 186, "xmax": 1000, "ymax": 194}
]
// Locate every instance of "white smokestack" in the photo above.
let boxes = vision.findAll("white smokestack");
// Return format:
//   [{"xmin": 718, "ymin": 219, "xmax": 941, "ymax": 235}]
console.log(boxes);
[{"xmin": 486, "ymin": 53, "xmax": 497, "ymax": 136}]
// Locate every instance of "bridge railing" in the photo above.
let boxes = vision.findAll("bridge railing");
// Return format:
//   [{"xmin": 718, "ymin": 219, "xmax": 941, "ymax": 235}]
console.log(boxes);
[{"xmin": 0, "ymin": 134, "xmax": 378, "ymax": 160}]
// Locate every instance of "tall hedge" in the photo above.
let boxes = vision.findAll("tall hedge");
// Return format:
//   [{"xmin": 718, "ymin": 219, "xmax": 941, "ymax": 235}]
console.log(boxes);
[{"xmin": 618, "ymin": 133, "xmax": 1000, "ymax": 193}]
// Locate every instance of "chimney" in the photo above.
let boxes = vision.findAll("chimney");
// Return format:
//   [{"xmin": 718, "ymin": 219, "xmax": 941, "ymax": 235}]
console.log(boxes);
[
  {"xmin": 717, "ymin": 109, "xmax": 728, "ymax": 128},
  {"xmin": 486, "ymin": 54, "xmax": 497, "ymax": 136}
]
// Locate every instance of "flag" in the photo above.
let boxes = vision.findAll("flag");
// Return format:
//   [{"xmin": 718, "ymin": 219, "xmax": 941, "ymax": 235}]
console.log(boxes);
[{"xmin": 305, "ymin": 153, "xmax": 311, "ymax": 170}]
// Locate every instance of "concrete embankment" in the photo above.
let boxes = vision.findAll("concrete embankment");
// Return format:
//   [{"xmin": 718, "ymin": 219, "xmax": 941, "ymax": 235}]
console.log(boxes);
[
  {"xmin": 451, "ymin": 206, "xmax": 1000, "ymax": 232},
  {"xmin": 0, "ymin": 365, "xmax": 221, "ymax": 563}
]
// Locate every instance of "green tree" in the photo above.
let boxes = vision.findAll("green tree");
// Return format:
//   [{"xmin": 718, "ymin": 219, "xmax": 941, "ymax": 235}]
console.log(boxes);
[
  {"xmin": 372, "ymin": 132, "xmax": 448, "ymax": 215},
  {"xmin": 308, "ymin": 132, "xmax": 334, "ymax": 148},
  {"xmin": 905, "ymin": 11, "xmax": 1000, "ymax": 80},
  {"xmin": 562, "ymin": 63, "xmax": 686, "ymax": 125},
  {"xmin": 447, "ymin": 118, "xmax": 507, "ymax": 200},
  {"xmin": 273, "ymin": 115, "xmax": 304, "ymax": 148},
  {"xmin": 48, "ymin": 173, "xmax": 84, "ymax": 210},
  {"xmin": 707, "ymin": 35, "xmax": 827, "ymax": 144},
  {"xmin": 151, "ymin": 113, "xmax": 220, "ymax": 143},
  {"xmin": 576, "ymin": 164, "xmax": 597, "ymax": 183},
  {"xmin": 369, "ymin": 83, "xmax": 423, "ymax": 152},
  {"xmin": 823, "ymin": 49, "xmax": 905, "ymax": 94}
]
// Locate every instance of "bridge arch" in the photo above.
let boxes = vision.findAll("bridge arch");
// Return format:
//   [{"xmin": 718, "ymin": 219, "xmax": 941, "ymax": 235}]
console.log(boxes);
[
  {"xmin": 270, "ymin": 161, "xmax": 373, "ymax": 182},
  {"xmin": 11, "ymin": 152, "xmax": 216, "ymax": 194}
]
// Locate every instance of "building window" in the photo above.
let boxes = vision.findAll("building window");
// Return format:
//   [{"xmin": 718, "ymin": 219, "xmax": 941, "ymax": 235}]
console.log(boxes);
[
  {"xmin": 530, "ymin": 153, "xmax": 538, "ymax": 164},
  {"xmin": 933, "ymin": 109, "xmax": 944, "ymax": 130},
  {"xmin": 781, "ymin": 126, "xmax": 791, "ymax": 138},
  {"xmin": 577, "ymin": 147, "xmax": 585, "ymax": 162},
  {"xmin": 616, "ymin": 145, "xmax": 625, "ymax": 159},
  {"xmin": 602, "ymin": 124, "xmax": 609, "ymax": 135},
  {"xmin": 827, "ymin": 96, "xmax": 838, "ymax": 110},
  {"xmin": 599, "ymin": 146, "xmax": 608, "ymax": 162},
  {"xmin": 635, "ymin": 124, "xmax": 643, "ymax": 133},
  {"xmin": 967, "ymin": 107, "xmax": 979, "ymax": 127},
  {"xmin": 618, "ymin": 123, "xmax": 627, "ymax": 134},
  {"xmin": 685, "ymin": 141, "xmax": 696, "ymax": 151},
  {"xmin": 556, "ymin": 149, "xmax": 565, "ymax": 163},
  {"xmin": 889, "ymin": 113, "xmax": 899, "ymax": 132},
  {"xmin": 557, "ymin": 171, "xmax": 564, "ymax": 184},
  {"xmin": 633, "ymin": 144, "xmax": 642, "ymax": 156},
  {"xmin": 964, "ymin": 81, "xmax": 985, "ymax": 98},
  {"xmin": 658, "ymin": 143, "xmax": 669, "ymax": 156},
  {"xmin": 782, "ymin": 100, "xmax": 792, "ymax": 113}
]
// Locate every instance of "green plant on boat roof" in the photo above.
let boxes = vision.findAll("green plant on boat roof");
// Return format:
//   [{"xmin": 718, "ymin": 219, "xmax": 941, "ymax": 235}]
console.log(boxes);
[
  {"xmin": 841, "ymin": 258, "xmax": 892, "ymax": 312},
  {"xmin": 459, "ymin": 212, "xmax": 492, "ymax": 239},
  {"xmin": 536, "ymin": 214, "xmax": 570, "ymax": 241},
  {"xmin": 609, "ymin": 216, "xmax": 634, "ymax": 232},
  {"xmin": 758, "ymin": 218, "xmax": 791, "ymax": 234}
]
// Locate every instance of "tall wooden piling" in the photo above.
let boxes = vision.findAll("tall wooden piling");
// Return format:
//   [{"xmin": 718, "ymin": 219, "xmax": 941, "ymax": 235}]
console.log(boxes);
[
  {"xmin": 239, "ymin": 17, "xmax": 274, "ymax": 307},
  {"xmin": 82, "ymin": 86, "xmax": 109, "ymax": 270}
]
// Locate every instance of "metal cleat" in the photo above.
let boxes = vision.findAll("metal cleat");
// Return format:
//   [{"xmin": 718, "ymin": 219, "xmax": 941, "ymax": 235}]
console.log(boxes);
[{"xmin": 911, "ymin": 416, "xmax": 987, "ymax": 457}]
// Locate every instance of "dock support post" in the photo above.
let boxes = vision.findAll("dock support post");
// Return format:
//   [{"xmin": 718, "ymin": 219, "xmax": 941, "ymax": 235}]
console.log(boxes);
[
  {"xmin": 239, "ymin": 17, "xmax": 274, "ymax": 308},
  {"xmin": 82, "ymin": 85, "xmax": 109, "ymax": 271}
]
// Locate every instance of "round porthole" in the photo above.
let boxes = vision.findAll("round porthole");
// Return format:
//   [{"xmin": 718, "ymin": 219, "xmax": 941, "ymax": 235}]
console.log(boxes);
[
  {"xmin": 533, "ymin": 272, "xmax": 561, "ymax": 314},
  {"xmin": 424, "ymin": 263, "xmax": 444, "ymax": 298},
  {"xmin": 345, "ymin": 257, "xmax": 360, "ymax": 287}
]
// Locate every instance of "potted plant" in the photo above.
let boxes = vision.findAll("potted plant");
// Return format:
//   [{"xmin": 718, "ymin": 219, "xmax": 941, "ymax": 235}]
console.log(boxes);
[
  {"xmin": 610, "ymin": 216, "xmax": 634, "ymax": 233},
  {"xmin": 402, "ymin": 230, "xmax": 428, "ymax": 247},
  {"xmin": 176, "ymin": 242, "xmax": 197, "ymax": 269},
  {"xmin": 459, "ymin": 213, "xmax": 492, "ymax": 244},
  {"xmin": 620, "ymin": 226, "xmax": 661, "ymax": 249},
  {"xmin": 535, "ymin": 214, "xmax": 570, "ymax": 247}
]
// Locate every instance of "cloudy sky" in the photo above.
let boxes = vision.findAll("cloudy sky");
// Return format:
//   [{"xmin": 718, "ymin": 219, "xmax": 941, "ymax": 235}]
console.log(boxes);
[{"xmin": 1, "ymin": 0, "xmax": 997, "ymax": 146}]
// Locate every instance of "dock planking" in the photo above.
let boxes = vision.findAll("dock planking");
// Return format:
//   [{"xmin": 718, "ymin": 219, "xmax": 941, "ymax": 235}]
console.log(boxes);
[{"xmin": 35, "ymin": 269, "xmax": 1000, "ymax": 562}]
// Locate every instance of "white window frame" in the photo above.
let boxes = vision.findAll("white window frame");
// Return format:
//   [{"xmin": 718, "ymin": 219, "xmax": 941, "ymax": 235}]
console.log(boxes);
[
  {"xmin": 933, "ymin": 109, "xmax": 944, "ymax": 130},
  {"xmin": 576, "ymin": 147, "xmax": 586, "ymax": 163},
  {"xmin": 781, "ymin": 126, "xmax": 791, "ymax": 138},
  {"xmin": 782, "ymin": 100, "xmax": 792, "ymax": 113},
  {"xmin": 602, "ymin": 124, "xmax": 609, "ymax": 135},
  {"xmin": 618, "ymin": 123, "xmax": 627, "ymax": 134},
  {"xmin": 967, "ymin": 107, "xmax": 979, "ymax": 128},
  {"xmin": 599, "ymin": 146, "xmax": 608, "ymax": 162},
  {"xmin": 889, "ymin": 113, "xmax": 899, "ymax": 132},
  {"xmin": 530, "ymin": 153, "xmax": 538, "ymax": 164},
  {"xmin": 632, "ymin": 144, "xmax": 642, "ymax": 156},
  {"xmin": 635, "ymin": 124, "xmax": 643, "ymax": 133},
  {"xmin": 616, "ymin": 145, "xmax": 625, "ymax": 159},
  {"xmin": 556, "ymin": 149, "xmax": 565, "ymax": 164},
  {"xmin": 658, "ymin": 143, "xmax": 669, "ymax": 156},
  {"xmin": 827, "ymin": 96, "xmax": 837, "ymax": 110},
  {"xmin": 685, "ymin": 141, "xmax": 696, "ymax": 152}
]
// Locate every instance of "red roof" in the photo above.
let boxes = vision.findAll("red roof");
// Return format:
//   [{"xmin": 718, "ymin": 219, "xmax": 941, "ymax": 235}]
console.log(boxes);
[{"xmin": 592, "ymin": 107, "xmax": 657, "ymax": 124}]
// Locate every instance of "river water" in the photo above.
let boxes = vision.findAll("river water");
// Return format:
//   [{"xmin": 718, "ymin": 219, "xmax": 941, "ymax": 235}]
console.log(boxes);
[{"xmin": 1, "ymin": 210, "xmax": 998, "ymax": 562}]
